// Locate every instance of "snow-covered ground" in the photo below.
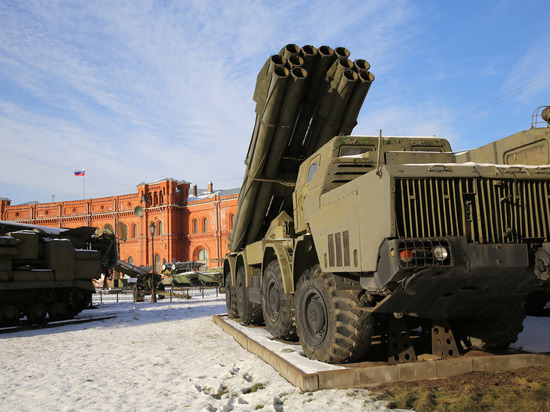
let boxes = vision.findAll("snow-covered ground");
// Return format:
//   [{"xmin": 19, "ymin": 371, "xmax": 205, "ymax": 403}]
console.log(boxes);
[{"xmin": 0, "ymin": 295, "xmax": 548, "ymax": 412}]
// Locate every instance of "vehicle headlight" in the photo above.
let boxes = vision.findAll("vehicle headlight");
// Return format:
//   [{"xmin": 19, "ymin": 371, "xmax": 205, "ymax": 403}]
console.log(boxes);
[{"xmin": 432, "ymin": 245, "xmax": 449, "ymax": 261}]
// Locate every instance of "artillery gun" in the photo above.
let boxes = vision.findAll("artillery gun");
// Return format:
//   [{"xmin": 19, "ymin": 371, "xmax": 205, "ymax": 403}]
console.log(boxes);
[
  {"xmin": 223, "ymin": 44, "xmax": 550, "ymax": 364},
  {"xmin": 114, "ymin": 260, "xmax": 165, "ymax": 301},
  {"xmin": 0, "ymin": 220, "xmax": 116, "ymax": 324}
]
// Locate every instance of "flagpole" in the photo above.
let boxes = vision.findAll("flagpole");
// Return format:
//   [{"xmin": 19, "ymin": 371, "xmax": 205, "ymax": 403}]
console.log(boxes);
[{"xmin": 83, "ymin": 173, "xmax": 85, "ymax": 199}]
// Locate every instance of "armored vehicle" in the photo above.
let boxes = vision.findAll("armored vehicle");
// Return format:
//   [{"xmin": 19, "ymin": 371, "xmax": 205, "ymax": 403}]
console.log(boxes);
[
  {"xmin": 0, "ymin": 220, "xmax": 116, "ymax": 324},
  {"xmin": 224, "ymin": 45, "xmax": 550, "ymax": 363}
]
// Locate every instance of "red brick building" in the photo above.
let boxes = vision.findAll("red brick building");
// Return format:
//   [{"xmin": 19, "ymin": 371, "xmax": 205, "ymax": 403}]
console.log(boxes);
[{"xmin": 0, "ymin": 179, "xmax": 239, "ymax": 273}]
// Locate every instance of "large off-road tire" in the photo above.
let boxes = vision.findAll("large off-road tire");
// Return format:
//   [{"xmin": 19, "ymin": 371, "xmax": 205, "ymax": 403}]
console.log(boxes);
[
  {"xmin": 236, "ymin": 266, "xmax": 263, "ymax": 325},
  {"xmin": 261, "ymin": 260, "xmax": 296, "ymax": 340},
  {"xmin": 225, "ymin": 272, "xmax": 238, "ymax": 319},
  {"xmin": 295, "ymin": 265, "xmax": 373, "ymax": 364},
  {"xmin": 456, "ymin": 305, "xmax": 526, "ymax": 351}
]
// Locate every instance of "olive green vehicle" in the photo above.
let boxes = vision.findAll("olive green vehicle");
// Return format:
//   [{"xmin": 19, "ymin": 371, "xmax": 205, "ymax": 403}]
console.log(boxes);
[
  {"xmin": 224, "ymin": 44, "xmax": 550, "ymax": 364},
  {"xmin": 0, "ymin": 220, "xmax": 117, "ymax": 325},
  {"xmin": 456, "ymin": 105, "xmax": 550, "ymax": 315}
]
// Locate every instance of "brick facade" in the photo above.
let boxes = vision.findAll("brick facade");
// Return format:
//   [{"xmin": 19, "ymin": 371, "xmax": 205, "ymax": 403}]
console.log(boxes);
[{"xmin": 0, "ymin": 179, "xmax": 238, "ymax": 273}]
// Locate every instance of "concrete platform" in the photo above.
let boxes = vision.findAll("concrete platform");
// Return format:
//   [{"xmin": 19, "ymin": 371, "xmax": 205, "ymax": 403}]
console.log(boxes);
[{"xmin": 213, "ymin": 314, "xmax": 550, "ymax": 392}]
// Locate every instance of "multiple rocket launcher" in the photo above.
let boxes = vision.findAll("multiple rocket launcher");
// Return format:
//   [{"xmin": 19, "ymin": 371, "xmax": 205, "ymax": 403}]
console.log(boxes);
[{"xmin": 229, "ymin": 44, "xmax": 375, "ymax": 252}]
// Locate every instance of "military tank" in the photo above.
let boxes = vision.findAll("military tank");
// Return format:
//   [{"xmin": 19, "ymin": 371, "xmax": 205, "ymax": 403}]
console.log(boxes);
[{"xmin": 0, "ymin": 220, "xmax": 117, "ymax": 324}]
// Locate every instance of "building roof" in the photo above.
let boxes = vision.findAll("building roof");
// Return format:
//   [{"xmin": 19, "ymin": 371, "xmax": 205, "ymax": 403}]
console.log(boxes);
[{"xmin": 187, "ymin": 187, "xmax": 240, "ymax": 202}]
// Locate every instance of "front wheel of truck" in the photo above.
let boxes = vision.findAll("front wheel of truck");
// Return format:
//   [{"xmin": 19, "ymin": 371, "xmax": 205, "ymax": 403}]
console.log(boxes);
[{"xmin": 295, "ymin": 265, "xmax": 373, "ymax": 363}]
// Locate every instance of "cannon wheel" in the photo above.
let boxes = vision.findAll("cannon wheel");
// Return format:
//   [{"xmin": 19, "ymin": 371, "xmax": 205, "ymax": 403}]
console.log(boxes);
[
  {"xmin": 236, "ymin": 266, "xmax": 263, "ymax": 325},
  {"xmin": 261, "ymin": 260, "xmax": 296, "ymax": 340},
  {"xmin": 295, "ymin": 265, "xmax": 373, "ymax": 363}
]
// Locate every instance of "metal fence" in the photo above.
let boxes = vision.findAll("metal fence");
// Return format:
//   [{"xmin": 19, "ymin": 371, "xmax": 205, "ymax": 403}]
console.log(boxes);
[{"xmin": 92, "ymin": 286, "xmax": 222, "ymax": 304}]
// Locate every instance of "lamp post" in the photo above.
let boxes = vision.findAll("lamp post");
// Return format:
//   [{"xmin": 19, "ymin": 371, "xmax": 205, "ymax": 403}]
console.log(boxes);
[{"xmin": 149, "ymin": 221, "xmax": 157, "ymax": 303}]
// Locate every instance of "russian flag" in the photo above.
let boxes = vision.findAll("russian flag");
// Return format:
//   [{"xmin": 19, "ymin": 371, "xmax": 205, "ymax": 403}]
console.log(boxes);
[{"xmin": 74, "ymin": 170, "xmax": 85, "ymax": 176}]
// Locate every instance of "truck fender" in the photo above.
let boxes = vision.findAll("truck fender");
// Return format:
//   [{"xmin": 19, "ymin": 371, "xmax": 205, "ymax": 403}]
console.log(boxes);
[
  {"xmin": 236, "ymin": 251, "xmax": 257, "ymax": 288},
  {"xmin": 293, "ymin": 234, "xmax": 318, "ymax": 287},
  {"xmin": 263, "ymin": 243, "xmax": 293, "ymax": 294},
  {"xmin": 223, "ymin": 254, "xmax": 238, "ymax": 287}
]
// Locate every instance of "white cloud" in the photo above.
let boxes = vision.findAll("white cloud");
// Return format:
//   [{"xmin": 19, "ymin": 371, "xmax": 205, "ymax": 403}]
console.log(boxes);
[{"xmin": 2, "ymin": 0, "xmax": 548, "ymax": 204}]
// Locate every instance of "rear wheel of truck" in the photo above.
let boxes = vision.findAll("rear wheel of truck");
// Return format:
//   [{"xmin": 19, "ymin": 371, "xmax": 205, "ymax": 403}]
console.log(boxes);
[
  {"xmin": 295, "ymin": 265, "xmax": 373, "ymax": 363},
  {"xmin": 261, "ymin": 260, "xmax": 296, "ymax": 340},
  {"xmin": 236, "ymin": 266, "xmax": 263, "ymax": 325},
  {"xmin": 225, "ymin": 272, "xmax": 238, "ymax": 319},
  {"xmin": 456, "ymin": 305, "xmax": 526, "ymax": 351}
]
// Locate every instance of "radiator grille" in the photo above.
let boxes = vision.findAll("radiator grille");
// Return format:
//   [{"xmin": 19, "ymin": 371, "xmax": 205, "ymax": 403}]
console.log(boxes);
[{"xmin": 395, "ymin": 177, "xmax": 550, "ymax": 243}]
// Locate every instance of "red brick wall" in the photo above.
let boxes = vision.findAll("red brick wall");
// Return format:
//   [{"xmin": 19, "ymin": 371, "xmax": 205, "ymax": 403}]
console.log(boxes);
[{"xmin": 0, "ymin": 179, "xmax": 238, "ymax": 271}]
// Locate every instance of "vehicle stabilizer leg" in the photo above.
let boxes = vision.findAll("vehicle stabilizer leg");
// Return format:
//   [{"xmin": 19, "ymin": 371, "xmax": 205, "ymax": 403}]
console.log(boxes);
[
  {"xmin": 387, "ymin": 317, "xmax": 417, "ymax": 364},
  {"xmin": 431, "ymin": 320, "xmax": 460, "ymax": 359}
]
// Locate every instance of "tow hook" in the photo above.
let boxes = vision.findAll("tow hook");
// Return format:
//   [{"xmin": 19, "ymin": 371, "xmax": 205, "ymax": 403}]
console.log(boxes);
[{"xmin": 534, "ymin": 250, "xmax": 550, "ymax": 281}]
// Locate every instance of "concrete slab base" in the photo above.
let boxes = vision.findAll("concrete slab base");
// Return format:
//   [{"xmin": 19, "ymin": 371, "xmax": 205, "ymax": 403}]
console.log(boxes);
[{"xmin": 213, "ymin": 314, "xmax": 550, "ymax": 392}]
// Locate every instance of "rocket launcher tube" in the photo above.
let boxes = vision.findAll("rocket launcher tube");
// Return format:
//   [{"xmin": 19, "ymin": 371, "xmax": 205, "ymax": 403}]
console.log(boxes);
[
  {"xmin": 254, "ymin": 55, "xmax": 286, "ymax": 112},
  {"xmin": 338, "ymin": 70, "xmax": 375, "ymax": 136},
  {"xmin": 287, "ymin": 54, "xmax": 304, "ymax": 68},
  {"xmin": 249, "ymin": 65, "xmax": 289, "ymax": 177},
  {"xmin": 334, "ymin": 46, "xmax": 351, "ymax": 59},
  {"xmin": 306, "ymin": 69, "xmax": 359, "ymax": 155},
  {"xmin": 353, "ymin": 59, "xmax": 371, "ymax": 72},
  {"xmin": 287, "ymin": 46, "xmax": 336, "ymax": 157},
  {"xmin": 244, "ymin": 67, "xmax": 309, "ymax": 245},
  {"xmin": 230, "ymin": 65, "xmax": 290, "ymax": 251},
  {"xmin": 324, "ymin": 58, "xmax": 355, "ymax": 87},
  {"xmin": 300, "ymin": 45, "xmax": 318, "ymax": 59},
  {"xmin": 279, "ymin": 43, "xmax": 301, "ymax": 59}
]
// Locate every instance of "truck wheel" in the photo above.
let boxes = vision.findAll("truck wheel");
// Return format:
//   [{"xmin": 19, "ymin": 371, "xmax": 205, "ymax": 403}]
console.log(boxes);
[
  {"xmin": 236, "ymin": 266, "xmax": 263, "ymax": 325},
  {"xmin": 225, "ymin": 272, "xmax": 238, "ymax": 319},
  {"xmin": 295, "ymin": 265, "xmax": 373, "ymax": 363},
  {"xmin": 261, "ymin": 260, "xmax": 296, "ymax": 340},
  {"xmin": 456, "ymin": 305, "xmax": 526, "ymax": 351}
]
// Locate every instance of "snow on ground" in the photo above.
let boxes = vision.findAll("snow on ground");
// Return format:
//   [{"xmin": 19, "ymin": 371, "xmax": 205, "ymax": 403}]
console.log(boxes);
[
  {"xmin": 1, "ymin": 295, "xmax": 548, "ymax": 412},
  {"xmin": 0, "ymin": 295, "xmax": 394, "ymax": 412}
]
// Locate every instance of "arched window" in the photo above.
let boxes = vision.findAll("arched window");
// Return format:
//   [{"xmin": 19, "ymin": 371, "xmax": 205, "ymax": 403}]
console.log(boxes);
[
  {"xmin": 158, "ymin": 221, "xmax": 163, "ymax": 235},
  {"xmin": 154, "ymin": 192, "xmax": 158, "ymax": 206},
  {"xmin": 193, "ymin": 219, "xmax": 198, "ymax": 234},
  {"xmin": 116, "ymin": 222, "xmax": 128, "ymax": 240},
  {"xmin": 203, "ymin": 218, "xmax": 208, "ymax": 233},
  {"xmin": 104, "ymin": 223, "xmax": 114, "ymax": 234},
  {"xmin": 159, "ymin": 192, "xmax": 164, "ymax": 205},
  {"xmin": 132, "ymin": 224, "xmax": 137, "ymax": 238},
  {"xmin": 128, "ymin": 256, "xmax": 134, "ymax": 265},
  {"xmin": 198, "ymin": 248, "xmax": 208, "ymax": 263},
  {"xmin": 230, "ymin": 214, "xmax": 234, "ymax": 229}
]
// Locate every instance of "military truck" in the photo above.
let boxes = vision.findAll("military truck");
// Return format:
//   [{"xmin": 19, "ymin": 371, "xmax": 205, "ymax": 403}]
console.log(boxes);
[
  {"xmin": 455, "ymin": 105, "xmax": 550, "ymax": 315},
  {"xmin": 223, "ymin": 44, "xmax": 550, "ymax": 363},
  {"xmin": 0, "ymin": 220, "xmax": 117, "ymax": 324}
]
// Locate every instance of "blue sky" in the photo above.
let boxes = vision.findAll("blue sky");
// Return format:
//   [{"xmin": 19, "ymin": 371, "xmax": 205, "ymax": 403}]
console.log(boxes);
[{"xmin": 1, "ymin": 0, "xmax": 549, "ymax": 205}]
